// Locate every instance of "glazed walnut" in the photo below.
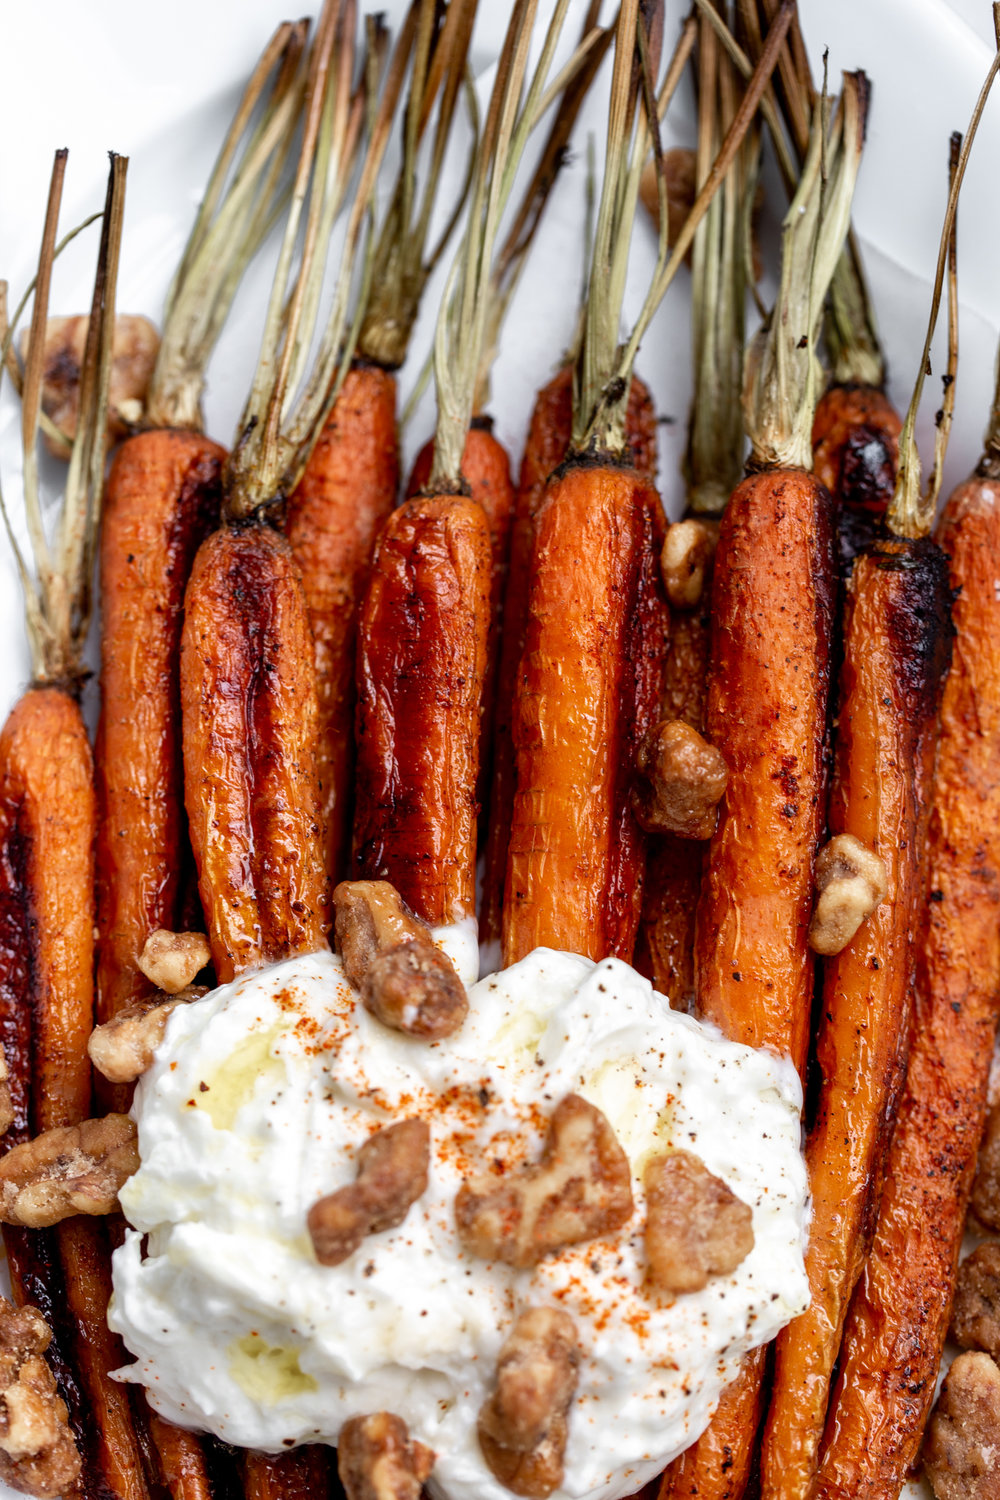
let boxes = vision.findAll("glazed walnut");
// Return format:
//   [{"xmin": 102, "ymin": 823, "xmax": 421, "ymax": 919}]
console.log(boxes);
[
  {"xmin": 660, "ymin": 519, "xmax": 717, "ymax": 610},
  {"xmin": 308, "ymin": 1118, "xmax": 430, "ymax": 1266},
  {"xmin": 337, "ymin": 1411, "xmax": 435, "ymax": 1500},
  {"xmin": 478, "ymin": 1307, "xmax": 581, "ymax": 1499},
  {"xmin": 88, "ymin": 990, "xmax": 205, "ymax": 1084},
  {"xmin": 333, "ymin": 880, "xmax": 467, "ymax": 1039},
  {"xmin": 643, "ymin": 1150, "xmax": 754, "ymax": 1294},
  {"xmin": 951, "ymin": 1244, "xmax": 1000, "ymax": 1361},
  {"xmin": 0, "ymin": 1114, "xmax": 139, "ymax": 1227},
  {"xmin": 0, "ymin": 1298, "xmax": 80, "ymax": 1497},
  {"xmin": 807, "ymin": 834, "xmax": 887, "ymax": 956},
  {"xmin": 137, "ymin": 929, "xmax": 211, "ymax": 994},
  {"xmin": 0, "ymin": 1046, "xmax": 14, "ymax": 1138},
  {"xmin": 631, "ymin": 720, "xmax": 729, "ymax": 840},
  {"xmin": 924, "ymin": 1350, "xmax": 1000, "ymax": 1500},
  {"xmin": 456, "ymin": 1094, "xmax": 633, "ymax": 1268},
  {"xmin": 971, "ymin": 1102, "xmax": 1000, "ymax": 1233},
  {"xmin": 22, "ymin": 313, "xmax": 159, "ymax": 458}
]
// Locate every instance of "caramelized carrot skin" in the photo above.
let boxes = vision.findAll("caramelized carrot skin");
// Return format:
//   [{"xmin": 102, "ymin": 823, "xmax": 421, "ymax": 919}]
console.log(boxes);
[
  {"xmin": 814, "ymin": 481, "xmax": 1000, "ymax": 1500},
  {"xmin": 811, "ymin": 383, "xmax": 901, "ymax": 514},
  {"xmin": 353, "ymin": 494, "xmax": 491, "ymax": 926},
  {"xmin": 696, "ymin": 468, "xmax": 835, "ymax": 1071},
  {"xmin": 286, "ymin": 363, "xmax": 399, "ymax": 892},
  {"xmin": 181, "ymin": 521, "xmax": 327, "ymax": 982},
  {"xmin": 658, "ymin": 1347, "xmax": 767, "ymax": 1500},
  {"xmin": 502, "ymin": 459, "xmax": 666, "ymax": 965},
  {"xmin": 762, "ymin": 537, "xmax": 953, "ymax": 1500},
  {"xmin": 242, "ymin": 1447, "xmax": 330, "ymax": 1500},
  {"xmin": 483, "ymin": 370, "xmax": 658, "ymax": 948},
  {"xmin": 146, "ymin": 1416, "xmax": 212, "ymax": 1500}
]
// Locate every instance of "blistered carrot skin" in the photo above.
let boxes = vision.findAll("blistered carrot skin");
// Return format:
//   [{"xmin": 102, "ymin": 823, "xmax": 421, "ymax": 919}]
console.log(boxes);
[
  {"xmin": 813, "ymin": 480, "xmax": 1000, "ymax": 1500},
  {"xmin": 761, "ymin": 537, "xmax": 953, "ymax": 1500},
  {"xmin": 482, "ymin": 369, "xmax": 657, "ymax": 948},
  {"xmin": 658, "ymin": 1347, "xmax": 767, "ymax": 1500},
  {"xmin": 181, "ymin": 522, "xmax": 327, "ymax": 983},
  {"xmin": 695, "ymin": 468, "xmax": 836, "ymax": 1072},
  {"xmin": 502, "ymin": 458, "xmax": 667, "ymax": 965},
  {"xmin": 242, "ymin": 1447, "xmax": 331, "ymax": 1500},
  {"xmin": 96, "ymin": 430, "xmax": 224, "ymax": 1027},
  {"xmin": 286, "ymin": 363, "xmax": 399, "ymax": 893},
  {"xmin": 812, "ymin": 383, "xmax": 901, "ymax": 514},
  {"xmin": 353, "ymin": 494, "xmax": 491, "ymax": 926}
]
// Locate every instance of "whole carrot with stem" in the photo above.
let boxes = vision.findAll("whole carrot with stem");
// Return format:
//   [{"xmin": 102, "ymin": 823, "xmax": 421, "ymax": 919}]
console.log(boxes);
[{"xmin": 758, "ymin": 110, "xmax": 989, "ymax": 1499}]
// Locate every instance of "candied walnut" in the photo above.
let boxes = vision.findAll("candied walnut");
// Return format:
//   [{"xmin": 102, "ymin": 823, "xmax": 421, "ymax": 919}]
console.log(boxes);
[
  {"xmin": 22, "ymin": 314, "xmax": 159, "ymax": 458},
  {"xmin": 660, "ymin": 519, "xmax": 717, "ymax": 610},
  {"xmin": 807, "ymin": 833, "xmax": 887, "ymax": 956},
  {"xmin": 972, "ymin": 1102, "xmax": 1000, "ymax": 1233},
  {"xmin": 951, "ymin": 1244, "xmax": 1000, "ymax": 1360},
  {"xmin": 643, "ymin": 1150, "xmax": 754, "ymax": 1294},
  {"xmin": 333, "ymin": 880, "xmax": 468, "ymax": 1040},
  {"xmin": 456, "ymin": 1094, "xmax": 633, "ymax": 1268},
  {"xmin": 639, "ymin": 148, "xmax": 696, "ymax": 256},
  {"xmin": 308, "ymin": 1118, "xmax": 430, "ymax": 1266},
  {"xmin": 478, "ymin": 1307, "xmax": 581, "ymax": 1499},
  {"xmin": 0, "ymin": 1114, "xmax": 139, "ymax": 1228},
  {"xmin": 87, "ymin": 989, "xmax": 205, "ymax": 1084},
  {"xmin": 0, "ymin": 1046, "xmax": 13, "ymax": 1138},
  {"xmin": 631, "ymin": 720, "xmax": 728, "ymax": 839},
  {"xmin": 0, "ymin": 1296, "xmax": 80, "ymax": 1497},
  {"xmin": 924, "ymin": 1350, "xmax": 1000, "ymax": 1499},
  {"xmin": 337, "ymin": 1411, "xmax": 434, "ymax": 1500},
  {"xmin": 137, "ymin": 929, "xmax": 211, "ymax": 994}
]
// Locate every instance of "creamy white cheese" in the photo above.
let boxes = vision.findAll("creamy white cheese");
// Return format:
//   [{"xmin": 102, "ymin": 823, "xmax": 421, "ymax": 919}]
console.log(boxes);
[{"xmin": 110, "ymin": 938, "xmax": 809, "ymax": 1500}]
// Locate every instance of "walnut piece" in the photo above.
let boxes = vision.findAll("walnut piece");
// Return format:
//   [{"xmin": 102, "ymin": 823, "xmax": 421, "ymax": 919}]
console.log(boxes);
[
  {"xmin": 951, "ymin": 1244, "xmax": 1000, "ymax": 1360},
  {"xmin": 308, "ymin": 1118, "xmax": 430, "ymax": 1266},
  {"xmin": 87, "ymin": 989, "xmax": 205, "ymax": 1084},
  {"xmin": 972, "ymin": 1103, "xmax": 1000, "ymax": 1233},
  {"xmin": 0, "ymin": 1115, "xmax": 139, "ymax": 1228},
  {"xmin": 0, "ymin": 1297, "xmax": 80, "ymax": 1497},
  {"xmin": 660, "ymin": 519, "xmax": 717, "ymax": 610},
  {"xmin": 924, "ymin": 1350, "xmax": 1000, "ymax": 1500},
  {"xmin": 456, "ymin": 1094, "xmax": 633, "ymax": 1268},
  {"xmin": 0, "ymin": 1046, "xmax": 14, "ymax": 1138},
  {"xmin": 137, "ymin": 929, "xmax": 211, "ymax": 994},
  {"xmin": 631, "ymin": 720, "xmax": 728, "ymax": 839},
  {"xmin": 337, "ymin": 1411, "xmax": 435, "ymax": 1500},
  {"xmin": 333, "ymin": 880, "xmax": 467, "ymax": 1039},
  {"xmin": 807, "ymin": 834, "xmax": 887, "ymax": 956},
  {"xmin": 478, "ymin": 1307, "xmax": 581, "ymax": 1499},
  {"xmin": 643, "ymin": 1150, "xmax": 754, "ymax": 1294},
  {"xmin": 21, "ymin": 314, "xmax": 159, "ymax": 459},
  {"xmin": 639, "ymin": 148, "xmax": 696, "ymax": 255}
]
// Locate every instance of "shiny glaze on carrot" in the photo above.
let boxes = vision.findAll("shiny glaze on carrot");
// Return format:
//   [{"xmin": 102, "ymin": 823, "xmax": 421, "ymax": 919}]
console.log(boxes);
[
  {"xmin": 96, "ymin": 429, "xmax": 223, "ymax": 1027},
  {"xmin": 353, "ymin": 493, "xmax": 491, "ymax": 925},
  {"xmin": 502, "ymin": 457, "xmax": 667, "ymax": 964},
  {"xmin": 814, "ymin": 481, "xmax": 1000, "ymax": 1499},
  {"xmin": 242, "ymin": 1447, "xmax": 331, "ymax": 1500},
  {"xmin": 146, "ymin": 1416, "xmax": 212, "ymax": 1500},
  {"xmin": 286, "ymin": 362, "xmax": 399, "ymax": 892},
  {"xmin": 761, "ymin": 537, "xmax": 953, "ymax": 1500},
  {"xmin": 181, "ymin": 522, "xmax": 327, "ymax": 982},
  {"xmin": 658, "ymin": 1347, "xmax": 767, "ymax": 1500}
]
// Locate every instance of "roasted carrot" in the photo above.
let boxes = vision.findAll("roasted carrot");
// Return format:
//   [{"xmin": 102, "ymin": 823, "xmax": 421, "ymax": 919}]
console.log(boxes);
[
  {"xmin": 147, "ymin": 1415, "xmax": 213, "ymax": 1500},
  {"xmin": 241, "ymin": 1447, "xmax": 331, "ymax": 1500},
  {"xmin": 812, "ymin": 381, "xmax": 901, "ymax": 516}
]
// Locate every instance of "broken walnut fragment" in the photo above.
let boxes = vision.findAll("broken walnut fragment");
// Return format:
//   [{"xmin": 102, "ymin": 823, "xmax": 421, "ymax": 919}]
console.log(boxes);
[
  {"xmin": 0, "ymin": 1046, "xmax": 14, "ymax": 1138},
  {"xmin": 337, "ymin": 1411, "xmax": 435, "ymax": 1500},
  {"xmin": 807, "ymin": 833, "xmax": 887, "ymax": 956},
  {"xmin": 971, "ymin": 1101, "xmax": 1000, "ymax": 1233},
  {"xmin": 87, "ymin": 988, "xmax": 205, "ymax": 1084},
  {"xmin": 643, "ymin": 1150, "xmax": 754, "ymax": 1294},
  {"xmin": 0, "ymin": 1114, "xmax": 139, "ymax": 1228},
  {"xmin": 308, "ymin": 1118, "xmax": 430, "ymax": 1267},
  {"xmin": 137, "ymin": 929, "xmax": 211, "ymax": 994},
  {"xmin": 631, "ymin": 720, "xmax": 728, "ymax": 839},
  {"xmin": 660, "ymin": 518, "xmax": 717, "ymax": 610},
  {"xmin": 333, "ymin": 880, "xmax": 467, "ymax": 1039},
  {"xmin": 478, "ymin": 1306, "xmax": 581, "ymax": 1499},
  {"xmin": 951, "ymin": 1243, "xmax": 1000, "ymax": 1361},
  {"xmin": 456, "ymin": 1094, "xmax": 633, "ymax": 1268},
  {"xmin": 0, "ymin": 1299, "xmax": 81, "ymax": 1498},
  {"xmin": 924, "ymin": 1350, "xmax": 1000, "ymax": 1500},
  {"xmin": 22, "ymin": 314, "xmax": 159, "ymax": 459}
]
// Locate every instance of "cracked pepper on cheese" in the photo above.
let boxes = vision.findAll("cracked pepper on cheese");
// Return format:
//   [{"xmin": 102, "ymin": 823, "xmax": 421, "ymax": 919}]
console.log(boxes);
[{"xmin": 109, "ymin": 933, "xmax": 809, "ymax": 1500}]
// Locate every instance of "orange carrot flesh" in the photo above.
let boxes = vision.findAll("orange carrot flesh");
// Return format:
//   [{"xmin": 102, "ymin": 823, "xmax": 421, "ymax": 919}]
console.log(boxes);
[
  {"xmin": 147, "ymin": 1415, "xmax": 213, "ymax": 1500},
  {"xmin": 761, "ymin": 537, "xmax": 953, "ymax": 1500},
  {"xmin": 812, "ymin": 480, "xmax": 1000, "ymax": 1499},
  {"xmin": 502, "ymin": 457, "xmax": 667, "ymax": 965},
  {"xmin": 352, "ymin": 492, "xmax": 492, "ymax": 925},
  {"xmin": 658, "ymin": 1346, "xmax": 767, "ymax": 1500},
  {"xmin": 285, "ymin": 362, "xmax": 400, "ymax": 892},
  {"xmin": 242, "ymin": 1447, "xmax": 331, "ymax": 1500}
]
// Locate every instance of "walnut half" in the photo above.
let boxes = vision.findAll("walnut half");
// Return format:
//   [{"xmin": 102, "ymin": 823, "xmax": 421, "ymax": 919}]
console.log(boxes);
[
  {"xmin": 337, "ymin": 1412, "xmax": 435, "ymax": 1500},
  {"xmin": 137, "ymin": 929, "xmax": 211, "ymax": 995},
  {"xmin": 88, "ymin": 989, "xmax": 206, "ymax": 1084},
  {"xmin": 643, "ymin": 1150, "xmax": 754, "ymax": 1294},
  {"xmin": 0, "ymin": 1115, "xmax": 139, "ymax": 1228},
  {"xmin": 631, "ymin": 720, "xmax": 728, "ymax": 840},
  {"xmin": 456, "ymin": 1094, "xmax": 633, "ymax": 1268},
  {"xmin": 308, "ymin": 1118, "xmax": 430, "ymax": 1267},
  {"xmin": 0, "ymin": 1046, "xmax": 14, "ymax": 1139},
  {"xmin": 0, "ymin": 1298, "xmax": 80, "ymax": 1497},
  {"xmin": 924, "ymin": 1350, "xmax": 1000, "ymax": 1500},
  {"xmin": 478, "ymin": 1307, "xmax": 581, "ymax": 1499},
  {"xmin": 807, "ymin": 834, "xmax": 887, "ymax": 956}
]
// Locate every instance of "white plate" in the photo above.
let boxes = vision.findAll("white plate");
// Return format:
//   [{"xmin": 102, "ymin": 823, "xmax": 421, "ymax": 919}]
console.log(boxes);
[{"xmin": 1, "ymin": 2, "xmax": 997, "ymax": 1496}]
